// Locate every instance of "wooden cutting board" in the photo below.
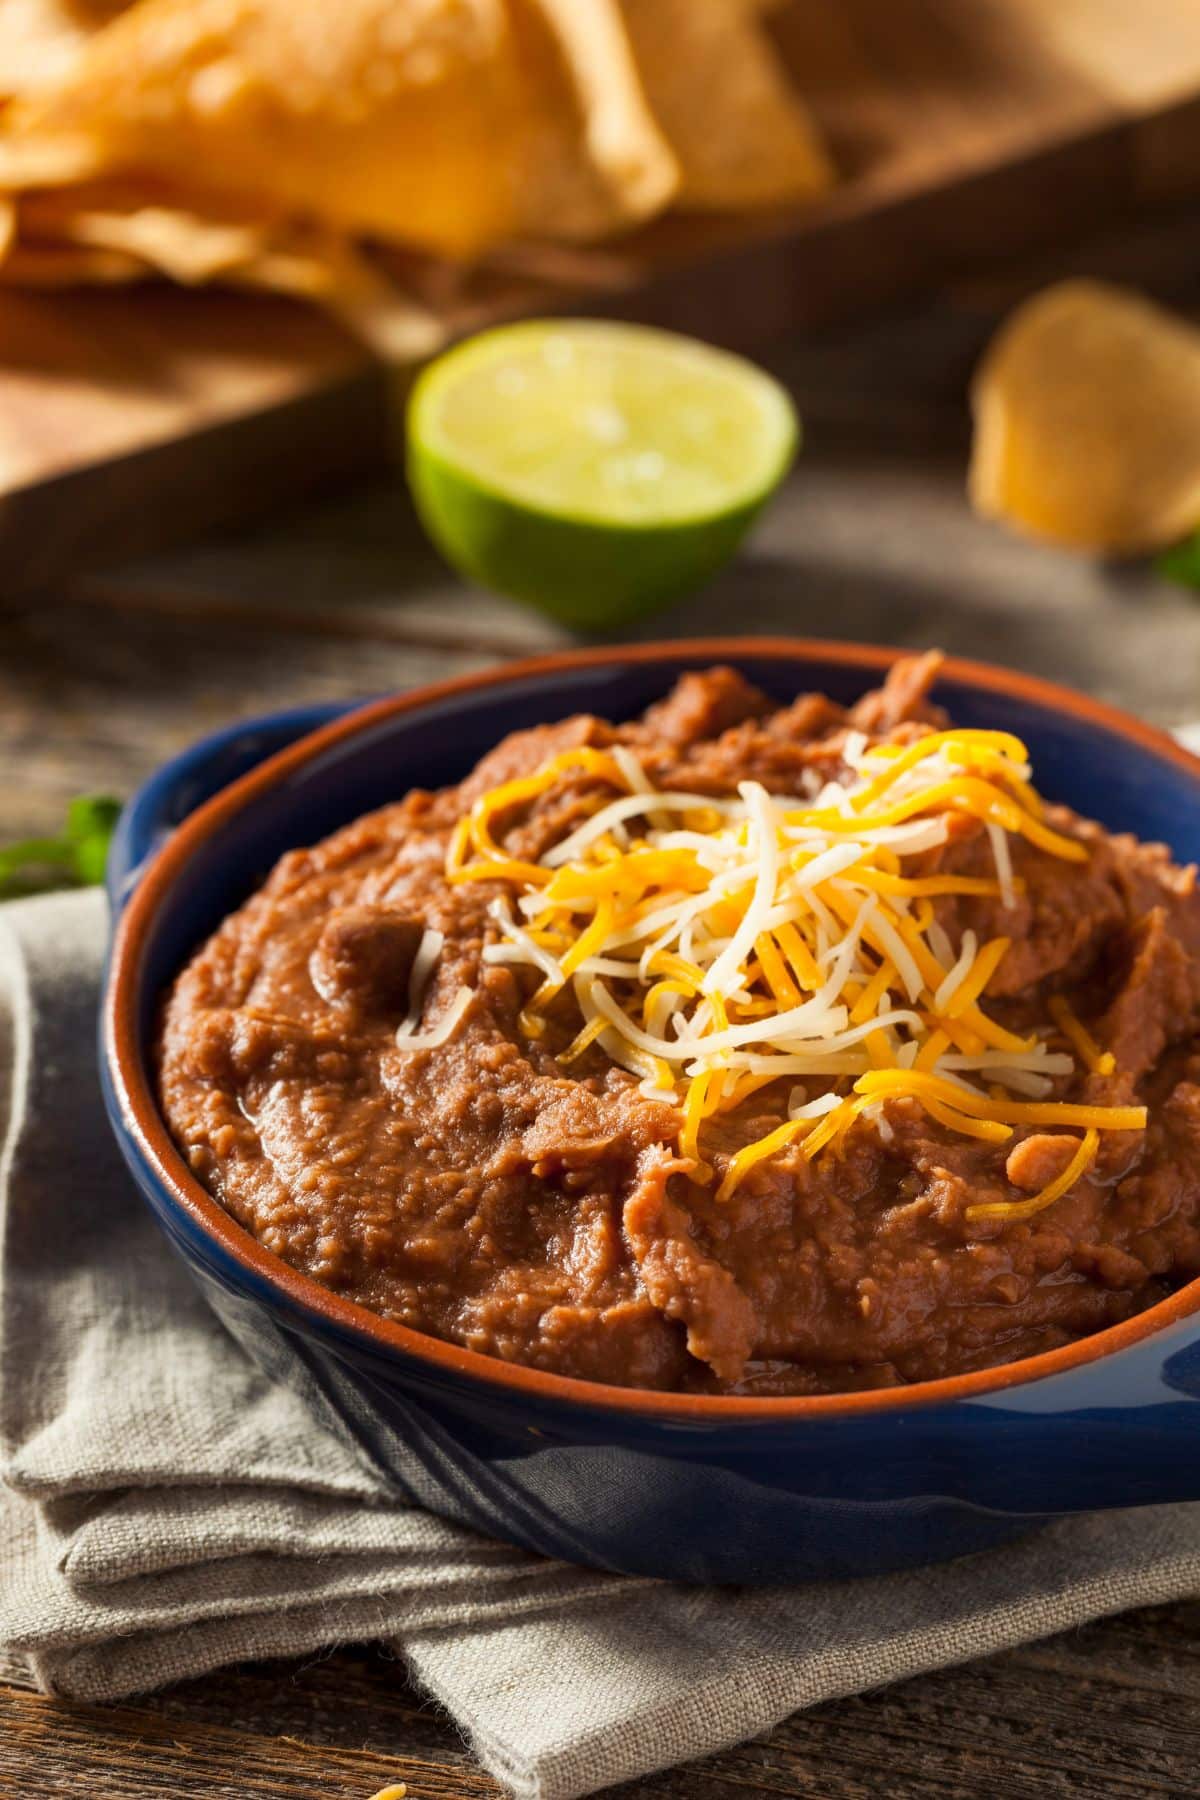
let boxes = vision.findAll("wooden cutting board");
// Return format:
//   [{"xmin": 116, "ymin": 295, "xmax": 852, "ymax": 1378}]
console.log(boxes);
[{"xmin": 4, "ymin": 0, "xmax": 1200, "ymax": 590}]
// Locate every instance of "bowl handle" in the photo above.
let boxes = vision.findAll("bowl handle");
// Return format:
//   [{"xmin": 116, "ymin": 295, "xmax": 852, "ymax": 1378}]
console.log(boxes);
[{"xmin": 106, "ymin": 702, "xmax": 352, "ymax": 916}]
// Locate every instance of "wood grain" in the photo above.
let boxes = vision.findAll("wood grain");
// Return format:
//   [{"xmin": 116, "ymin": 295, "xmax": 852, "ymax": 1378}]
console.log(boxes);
[
  {"xmin": 0, "ymin": 286, "xmax": 389, "ymax": 594},
  {"xmin": 6, "ymin": 0, "xmax": 1200, "ymax": 587},
  {"xmin": 4, "ymin": 1601, "xmax": 1200, "ymax": 1799}
]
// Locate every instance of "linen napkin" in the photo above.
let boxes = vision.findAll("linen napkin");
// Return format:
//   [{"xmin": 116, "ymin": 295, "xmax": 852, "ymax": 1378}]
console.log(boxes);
[{"xmin": 4, "ymin": 888, "xmax": 1200, "ymax": 1800}]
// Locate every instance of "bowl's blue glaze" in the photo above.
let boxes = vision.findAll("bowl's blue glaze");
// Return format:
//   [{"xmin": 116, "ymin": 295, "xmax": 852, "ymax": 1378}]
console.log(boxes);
[{"xmin": 101, "ymin": 643, "xmax": 1200, "ymax": 1583}]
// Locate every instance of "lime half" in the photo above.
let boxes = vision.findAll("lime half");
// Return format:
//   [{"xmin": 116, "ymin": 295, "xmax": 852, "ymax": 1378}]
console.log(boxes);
[{"xmin": 406, "ymin": 319, "xmax": 798, "ymax": 628}]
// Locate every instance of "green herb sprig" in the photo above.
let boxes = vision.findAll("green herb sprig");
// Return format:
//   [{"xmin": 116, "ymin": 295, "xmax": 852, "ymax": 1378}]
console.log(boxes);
[
  {"xmin": 1157, "ymin": 534, "xmax": 1200, "ymax": 589},
  {"xmin": 0, "ymin": 796, "xmax": 121, "ymax": 899}
]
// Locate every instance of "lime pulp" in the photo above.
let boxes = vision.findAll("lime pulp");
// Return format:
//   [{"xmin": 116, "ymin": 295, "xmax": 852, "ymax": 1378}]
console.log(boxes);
[{"xmin": 405, "ymin": 319, "xmax": 798, "ymax": 628}]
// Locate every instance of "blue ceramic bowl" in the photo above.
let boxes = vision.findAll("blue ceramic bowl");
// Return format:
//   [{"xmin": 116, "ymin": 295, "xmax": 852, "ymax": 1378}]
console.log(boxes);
[{"xmin": 102, "ymin": 639, "xmax": 1200, "ymax": 1584}]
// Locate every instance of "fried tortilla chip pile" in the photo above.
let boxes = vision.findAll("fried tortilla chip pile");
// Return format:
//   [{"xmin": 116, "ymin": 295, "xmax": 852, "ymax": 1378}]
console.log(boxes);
[
  {"xmin": 0, "ymin": 0, "xmax": 833, "ymax": 351},
  {"xmin": 970, "ymin": 279, "xmax": 1200, "ymax": 556}
]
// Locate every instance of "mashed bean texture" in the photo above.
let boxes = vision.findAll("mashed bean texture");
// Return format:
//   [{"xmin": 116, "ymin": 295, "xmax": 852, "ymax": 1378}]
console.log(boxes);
[{"xmin": 158, "ymin": 661, "xmax": 1200, "ymax": 1393}]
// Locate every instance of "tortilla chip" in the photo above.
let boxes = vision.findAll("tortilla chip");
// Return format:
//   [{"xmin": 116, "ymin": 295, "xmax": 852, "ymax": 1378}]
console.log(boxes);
[
  {"xmin": 0, "ymin": 0, "xmax": 833, "ymax": 340},
  {"xmin": 0, "ymin": 128, "xmax": 106, "ymax": 185},
  {"xmin": 2, "ymin": 173, "xmax": 445, "ymax": 356},
  {"xmin": 1, "ymin": 0, "xmax": 530, "ymax": 256},
  {"xmin": 0, "ymin": 236, "xmax": 145, "ymax": 283},
  {"xmin": 0, "ymin": 0, "xmax": 132, "ymax": 100},
  {"xmin": 17, "ymin": 180, "xmax": 275, "ymax": 281},
  {"xmin": 970, "ymin": 280, "xmax": 1200, "ymax": 555},
  {"xmin": 231, "ymin": 234, "xmax": 447, "ymax": 360},
  {"xmin": 506, "ymin": 4, "xmax": 682, "ymax": 239},
  {"xmin": 617, "ymin": 0, "xmax": 832, "ymax": 210},
  {"xmin": 1, "ymin": 0, "xmax": 679, "ymax": 257}
]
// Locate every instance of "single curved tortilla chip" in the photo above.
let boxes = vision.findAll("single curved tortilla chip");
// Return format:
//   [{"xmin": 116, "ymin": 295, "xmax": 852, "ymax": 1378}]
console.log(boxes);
[
  {"xmin": 970, "ymin": 279, "xmax": 1200, "ymax": 555},
  {"xmin": 521, "ymin": 0, "xmax": 676, "ymax": 229},
  {"xmin": 0, "ymin": 0, "xmax": 132, "ymax": 100},
  {"xmin": 2, "ymin": 0, "xmax": 535, "ymax": 257},
  {"xmin": 16, "ymin": 181, "xmax": 274, "ymax": 281},
  {"xmin": 1, "ymin": 174, "xmax": 445, "ymax": 357},
  {"xmin": 0, "ymin": 129, "xmax": 108, "ymax": 185},
  {"xmin": 617, "ymin": 0, "xmax": 832, "ymax": 210},
  {"xmin": 1, "ymin": 0, "xmax": 679, "ymax": 257},
  {"xmin": 0, "ymin": 237, "xmax": 146, "ymax": 283},
  {"xmin": 229, "ymin": 234, "xmax": 447, "ymax": 360}
]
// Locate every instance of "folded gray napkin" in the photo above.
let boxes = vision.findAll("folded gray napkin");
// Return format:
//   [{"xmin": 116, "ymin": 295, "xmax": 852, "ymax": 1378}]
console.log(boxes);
[{"xmin": 4, "ymin": 888, "xmax": 1200, "ymax": 1800}]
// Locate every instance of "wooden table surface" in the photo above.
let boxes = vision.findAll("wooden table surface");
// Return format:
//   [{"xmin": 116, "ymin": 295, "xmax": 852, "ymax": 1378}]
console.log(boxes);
[{"xmin": 5, "ymin": 199, "xmax": 1200, "ymax": 1798}]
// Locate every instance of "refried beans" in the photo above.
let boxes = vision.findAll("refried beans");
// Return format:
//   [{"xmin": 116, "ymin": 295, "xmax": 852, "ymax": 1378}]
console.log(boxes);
[{"xmin": 157, "ymin": 656, "xmax": 1200, "ymax": 1395}]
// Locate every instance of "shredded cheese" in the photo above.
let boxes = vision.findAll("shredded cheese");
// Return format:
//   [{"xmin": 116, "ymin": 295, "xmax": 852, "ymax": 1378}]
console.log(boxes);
[
  {"xmin": 433, "ymin": 721, "xmax": 1144, "ymax": 1218},
  {"xmin": 715, "ymin": 1120, "xmax": 806, "ymax": 1204},
  {"xmin": 966, "ymin": 1128, "xmax": 1100, "ymax": 1222},
  {"xmin": 394, "ymin": 927, "xmax": 444, "ymax": 1039},
  {"xmin": 393, "ymin": 985, "xmax": 473, "ymax": 1051},
  {"xmin": 1049, "ymin": 994, "xmax": 1117, "ymax": 1077},
  {"xmin": 933, "ymin": 930, "xmax": 978, "ymax": 1013}
]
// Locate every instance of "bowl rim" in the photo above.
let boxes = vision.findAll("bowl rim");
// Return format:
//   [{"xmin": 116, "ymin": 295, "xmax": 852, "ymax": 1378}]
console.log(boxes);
[{"xmin": 105, "ymin": 635, "xmax": 1200, "ymax": 1423}]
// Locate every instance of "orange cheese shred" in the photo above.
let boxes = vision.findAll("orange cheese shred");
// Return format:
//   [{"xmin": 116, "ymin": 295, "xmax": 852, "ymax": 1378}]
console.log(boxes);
[
  {"xmin": 1049, "ymin": 995, "xmax": 1117, "ymax": 1076},
  {"xmin": 966, "ymin": 1128, "xmax": 1100, "ymax": 1222},
  {"xmin": 716, "ymin": 1118, "xmax": 807, "ymax": 1203}
]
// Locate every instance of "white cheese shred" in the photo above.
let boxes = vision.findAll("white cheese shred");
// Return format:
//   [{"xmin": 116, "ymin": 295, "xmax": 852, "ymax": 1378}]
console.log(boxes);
[{"xmin": 394, "ymin": 985, "xmax": 473, "ymax": 1051}]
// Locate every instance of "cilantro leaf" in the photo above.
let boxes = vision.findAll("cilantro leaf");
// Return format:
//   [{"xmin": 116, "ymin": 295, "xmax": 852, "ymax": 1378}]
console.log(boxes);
[
  {"xmin": 66, "ymin": 795, "xmax": 123, "ymax": 886},
  {"xmin": 0, "ymin": 795, "xmax": 122, "ymax": 899},
  {"xmin": 1157, "ymin": 533, "xmax": 1200, "ymax": 589}
]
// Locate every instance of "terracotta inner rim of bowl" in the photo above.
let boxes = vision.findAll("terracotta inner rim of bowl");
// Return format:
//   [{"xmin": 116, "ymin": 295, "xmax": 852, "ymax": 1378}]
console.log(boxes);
[{"xmin": 106, "ymin": 637, "xmax": 1200, "ymax": 1421}]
